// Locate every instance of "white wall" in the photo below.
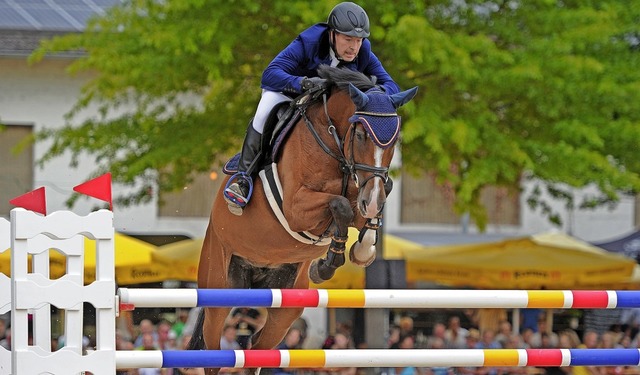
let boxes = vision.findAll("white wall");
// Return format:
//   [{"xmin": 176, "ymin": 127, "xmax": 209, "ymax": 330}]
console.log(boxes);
[
  {"xmin": 0, "ymin": 56, "xmax": 208, "ymax": 237},
  {"xmin": 519, "ymin": 182, "xmax": 636, "ymax": 242}
]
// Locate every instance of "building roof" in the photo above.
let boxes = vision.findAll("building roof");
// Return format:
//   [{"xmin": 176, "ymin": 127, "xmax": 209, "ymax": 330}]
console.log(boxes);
[
  {"xmin": 389, "ymin": 230, "xmax": 511, "ymax": 246},
  {"xmin": 0, "ymin": 0, "xmax": 118, "ymax": 32},
  {"xmin": 0, "ymin": 29, "xmax": 76, "ymax": 56},
  {"xmin": 0, "ymin": 0, "xmax": 119, "ymax": 56}
]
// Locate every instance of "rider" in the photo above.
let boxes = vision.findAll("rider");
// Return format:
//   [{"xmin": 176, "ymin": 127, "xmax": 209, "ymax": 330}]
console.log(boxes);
[{"xmin": 224, "ymin": 2, "xmax": 401, "ymax": 215}]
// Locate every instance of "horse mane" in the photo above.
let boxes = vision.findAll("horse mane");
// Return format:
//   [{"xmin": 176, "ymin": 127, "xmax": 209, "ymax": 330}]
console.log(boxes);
[{"xmin": 317, "ymin": 65, "xmax": 376, "ymax": 92}]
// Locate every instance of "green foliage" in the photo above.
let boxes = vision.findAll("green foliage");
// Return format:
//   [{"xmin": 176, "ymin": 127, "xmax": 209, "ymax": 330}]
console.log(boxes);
[
  {"xmin": 30, "ymin": 0, "xmax": 640, "ymax": 229},
  {"xmin": 381, "ymin": 0, "xmax": 640, "ymax": 229}
]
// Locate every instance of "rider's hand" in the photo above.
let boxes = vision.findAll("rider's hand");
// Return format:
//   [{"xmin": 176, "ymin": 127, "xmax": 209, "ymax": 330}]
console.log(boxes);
[{"xmin": 301, "ymin": 77, "xmax": 328, "ymax": 92}]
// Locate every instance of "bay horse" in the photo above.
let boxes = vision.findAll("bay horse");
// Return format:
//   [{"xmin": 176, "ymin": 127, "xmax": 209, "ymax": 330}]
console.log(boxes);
[{"xmin": 189, "ymin": 65, "xmax": 417, "ymax": 374}]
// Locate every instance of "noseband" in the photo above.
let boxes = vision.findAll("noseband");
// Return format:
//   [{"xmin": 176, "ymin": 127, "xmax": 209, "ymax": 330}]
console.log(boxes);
[{"xmin": 300, "ymin": 92, "xmax": 390, "ymax": 197}]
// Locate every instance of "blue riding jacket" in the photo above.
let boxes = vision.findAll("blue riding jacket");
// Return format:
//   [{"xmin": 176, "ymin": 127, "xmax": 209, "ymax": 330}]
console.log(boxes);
[{"xmin": 261, "ymin": 23, "xmax": 401, "ymax": 96}]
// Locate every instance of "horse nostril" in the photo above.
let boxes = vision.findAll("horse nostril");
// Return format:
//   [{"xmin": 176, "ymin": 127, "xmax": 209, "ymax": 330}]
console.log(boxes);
[{"xmin": 384, "ymin": 178, "xmax": 393, "ymax": 195}]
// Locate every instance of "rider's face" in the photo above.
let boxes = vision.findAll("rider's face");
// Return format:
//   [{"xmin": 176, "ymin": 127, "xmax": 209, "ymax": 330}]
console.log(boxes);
[{"xmin": 332, "ymin": 31, "xmax": 363, "ymax": 62}]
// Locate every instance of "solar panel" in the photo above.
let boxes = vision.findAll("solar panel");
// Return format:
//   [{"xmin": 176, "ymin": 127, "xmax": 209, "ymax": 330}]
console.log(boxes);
[
  {"xmin": 56, "ymin": 0, "xmax": 96, "ymax": 5},
  {"xmin": 0, "ymin": 0, "xmax": 119, "ymax": 31},
  {"xmin": 0, "ymin": 7, "xmax": 35, "ymax": 29}
]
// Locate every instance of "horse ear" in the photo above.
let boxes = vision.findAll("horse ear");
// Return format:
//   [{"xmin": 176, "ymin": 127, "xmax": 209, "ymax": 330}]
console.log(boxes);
[
  {"xmin": 389, "ymin": 86, "xmax": 419, "ymax": 109},
  {"xmin": 348, "ymin": 83, "xmax": 369, "ymax": 109}
]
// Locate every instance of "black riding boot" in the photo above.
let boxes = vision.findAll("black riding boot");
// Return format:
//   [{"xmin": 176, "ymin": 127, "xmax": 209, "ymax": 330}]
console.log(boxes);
[{"xmin": 224, "ymin": 123, "xmax": 263, "ymax": 215}]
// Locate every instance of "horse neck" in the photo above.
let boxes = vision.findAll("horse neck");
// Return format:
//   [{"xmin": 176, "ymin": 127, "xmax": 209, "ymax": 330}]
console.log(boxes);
[{"xmin": 307, "ymin": 89, "xmax": 354, "ymax": 145}]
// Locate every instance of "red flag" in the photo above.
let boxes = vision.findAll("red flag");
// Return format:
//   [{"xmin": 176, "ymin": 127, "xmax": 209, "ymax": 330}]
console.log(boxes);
[
  {"xmin": 73, "ymin": 173, "xmax": 113, "ymax": 210},
  {"xmin": 9, "ymin": 187, "xmax": 47, "ymax": 215}
]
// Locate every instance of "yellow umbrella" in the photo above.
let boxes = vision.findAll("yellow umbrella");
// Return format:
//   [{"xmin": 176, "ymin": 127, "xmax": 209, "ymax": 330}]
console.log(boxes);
[
  {"xmin": 151, "ymin": 238, "xmax": 203, "ymax": 282},
  {"xmin": 310, "ymin": 227, "xmax": 423, "ymax": 289},
  {"xmin": 0, "ymin": 250, "xmax": 10, "ymax": 276},
  {"xmin": 128, "ymin": 229, "xmax": 424, "ymax": 288},
  {"xmin": 403, "ymin": 232, "xmax": 637, "ymax": 289},
  {"xmin": 83, "ymin": 234, "xmax": 157, "ymax": 284},
  {"xmin": 135, "ymin": 235, "xmax": 361, "ymax": 288},
  {"xmin": 146, "ymin": 233, "xmax": 387, "ymax": 288},
  {"xmin": 1, "ymin": 233, "xmax": 156, "ymax": 285}
]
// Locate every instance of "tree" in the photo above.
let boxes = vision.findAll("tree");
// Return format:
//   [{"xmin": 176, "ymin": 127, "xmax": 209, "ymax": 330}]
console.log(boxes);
[{"xmin": 31, "ymin": 0, "xmax": 640, "ymax": 229}]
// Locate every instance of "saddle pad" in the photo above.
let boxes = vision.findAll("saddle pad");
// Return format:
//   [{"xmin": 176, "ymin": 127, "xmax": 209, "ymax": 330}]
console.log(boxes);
[
  {"xmin": 270, "ymin": 111, "xmax": 302, "ymax": 162},
  {"xmin": 222, "ymin": 153, "xmax": 241, "ymax": 175},
  {"xmin": 222, "ymin": 110, "xmax": 302, "ymax": 176}
]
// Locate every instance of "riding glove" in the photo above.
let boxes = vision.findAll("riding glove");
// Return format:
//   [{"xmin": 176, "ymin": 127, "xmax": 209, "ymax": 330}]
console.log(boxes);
[{"xmin": 301, "ymin": 77, "xmax": 328, "ymax": 91}]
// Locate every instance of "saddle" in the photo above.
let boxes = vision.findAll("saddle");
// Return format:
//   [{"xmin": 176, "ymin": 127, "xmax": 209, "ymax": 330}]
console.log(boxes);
[
  {"xmin": 222, "ymin": 103, "xmax": 301, "ymax": 175},
  {"xmin": 222, "ymin": 97, "xmax": 331, "ymax": 246}
]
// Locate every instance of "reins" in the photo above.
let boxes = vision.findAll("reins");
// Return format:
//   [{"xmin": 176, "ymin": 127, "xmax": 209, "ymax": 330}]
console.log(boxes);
[
  {"xmin": 288, "ymin": 86, "xmax": 390, "ymax": 246},
  {"xmin": 297, "ymin": 90, "xmax": 390, "ymax": 197}
]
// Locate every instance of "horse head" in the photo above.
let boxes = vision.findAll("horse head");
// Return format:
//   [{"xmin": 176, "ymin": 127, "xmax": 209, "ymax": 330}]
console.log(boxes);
[
  {"xmin": 303, "ymin": 67, "xmax": 418, "ymax": 280},
  {"xmin": 344, "ymin": 83, "xmax": 418, "ymax": 218}
]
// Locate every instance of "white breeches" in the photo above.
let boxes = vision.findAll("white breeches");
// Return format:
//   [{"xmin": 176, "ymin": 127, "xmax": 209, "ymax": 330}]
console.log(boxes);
[{"xmin": 252, "ymin": 90, "xmax": 292, "ymax": 134}]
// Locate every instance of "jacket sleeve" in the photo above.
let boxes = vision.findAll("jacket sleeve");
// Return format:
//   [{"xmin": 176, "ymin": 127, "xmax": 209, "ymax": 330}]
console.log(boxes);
[
  {"xmin": 364, "ymin": 51, "xmax": 401, "ymax": 95},
  {"xmin": 261, "ymin": 37, "xmax": 306, "ymax": 95}
]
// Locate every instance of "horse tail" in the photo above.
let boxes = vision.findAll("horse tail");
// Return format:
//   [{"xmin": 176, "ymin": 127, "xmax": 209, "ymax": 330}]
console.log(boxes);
[{"xmin": 186, "ymin": 308, "xmax": 206, "ymax": 350}]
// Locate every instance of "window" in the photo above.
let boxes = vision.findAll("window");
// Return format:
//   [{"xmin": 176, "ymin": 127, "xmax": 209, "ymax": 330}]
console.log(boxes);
[{"xmin": 400, "ymin": 171, "xmax": 520, "ymax": 227}]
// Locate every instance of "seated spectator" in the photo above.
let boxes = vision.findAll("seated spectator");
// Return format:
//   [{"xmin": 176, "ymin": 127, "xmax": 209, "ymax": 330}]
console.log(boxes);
[
  {"xmin": 219, "ymin": 324, "xmax": 241, "ymax": 350},
  {"xmin": 426, "ymin": 322, "xmax": 447, "ymax": 349},
  {"xmin": 171, "ymin": 309, "xmax": 189, "ymax": 339},
  {"xmin": 456, "ymin": 329, "xmax": 480, "ymax": 375},
  {"xmin": 135, "ymin": 332, "xmax": 162, "ymax": 375},
  {"xmin": 503, "ymin": 334, "xmax": 526, "ymax": 349},
  {"xmin": 475, "ymin": 330, "xmax": 501, "ymax": 375},
  {"xmin": 391, "ymin": 334, "xmax": 418, "ymax": 375},
  {"xmin": 0, "ymin": 328, "xmax": 10, "ymax": 350},
  {"xmin": 494, "ymin": 320, "xmax": 513, "ymax": 348},
  {"xmin": 444, "ymin": 316, "xmax": 469, "ymax": 349},
  {"xmin": 274, "ymin": 328, "xmax": 303, "ymax": 375},
  {"xmin": 388, "ymin": 324, "xmax": 401, "ymax": 349},
  {"xmin": 399, "ymin": 316, "xmax": 415, "ymax": 337},
  {"xmin": 530, "ymin": 317, "xmax": 558, "ymax": 348},
  {"xmin": 225, "ymin": 307, "xmax": 266, "ymax": 349},
  {"xmin": 425, "ymin": 337, "xmax": 454, "ymax": 375},
  {"xmin": 133, "ymin": 319, "xmax": 158, "ymax": 348},
  {"xmin": 157, "ymin": 320, "xmax": 176, "ymax": 350},
  {"xmin": 327, "ymin": 333, "xmax": 356, "ymax": 375}
]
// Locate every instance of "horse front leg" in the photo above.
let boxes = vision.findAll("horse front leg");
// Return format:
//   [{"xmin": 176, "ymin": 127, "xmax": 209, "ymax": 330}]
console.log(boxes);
[
  {"xmin": 349, "ymin": 215, "xmax": 381, "ymax": 267},
  {"xmin": 308, "ymin": 195, "xmax": 353, "ymax": 283}
]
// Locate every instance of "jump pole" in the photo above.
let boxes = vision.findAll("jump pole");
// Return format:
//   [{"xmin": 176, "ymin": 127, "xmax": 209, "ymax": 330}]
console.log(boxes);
[
  {"xmin": 118, "ymin": 288, "xmax": 640, "ymax": 310},
  {"xmin": 115, "ymin": 349, "xmax": 640, "ymax": 369},
  {"xmin": 6, "ymin": 208, "xmax": 640, "ymax": 372}
]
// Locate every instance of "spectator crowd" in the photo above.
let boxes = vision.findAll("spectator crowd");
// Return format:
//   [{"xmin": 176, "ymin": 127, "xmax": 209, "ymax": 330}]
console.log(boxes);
[{"xmin": 3, "ymin": 306, "xmax": 640, "ymax": 375}]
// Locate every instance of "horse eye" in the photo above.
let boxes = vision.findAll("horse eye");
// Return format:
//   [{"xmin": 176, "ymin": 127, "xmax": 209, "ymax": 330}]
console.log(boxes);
[{"xmin": 355, "ymin": 128, "xmax": 366, "ymax": 141}]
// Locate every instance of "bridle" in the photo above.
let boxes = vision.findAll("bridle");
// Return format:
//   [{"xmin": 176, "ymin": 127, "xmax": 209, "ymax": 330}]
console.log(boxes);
[{"xmin": 299, "ymin": 91, "xmax": 391, "ymax": 198}]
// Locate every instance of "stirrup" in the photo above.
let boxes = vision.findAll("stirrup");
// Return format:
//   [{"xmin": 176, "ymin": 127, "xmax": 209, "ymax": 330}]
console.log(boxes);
[{"xmin": 224, "ymin": 173, "xmax": 253, "ymax": 210}]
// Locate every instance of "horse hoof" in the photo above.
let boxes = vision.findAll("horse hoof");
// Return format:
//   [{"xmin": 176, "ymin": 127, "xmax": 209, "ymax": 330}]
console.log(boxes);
[
  {"xmin": 308, "ymin": 260, "xmax": 324, "ymax": 284},
  {"xmin": 349, "ymin": 242, "xmax": 376, "ymax": 267}
]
